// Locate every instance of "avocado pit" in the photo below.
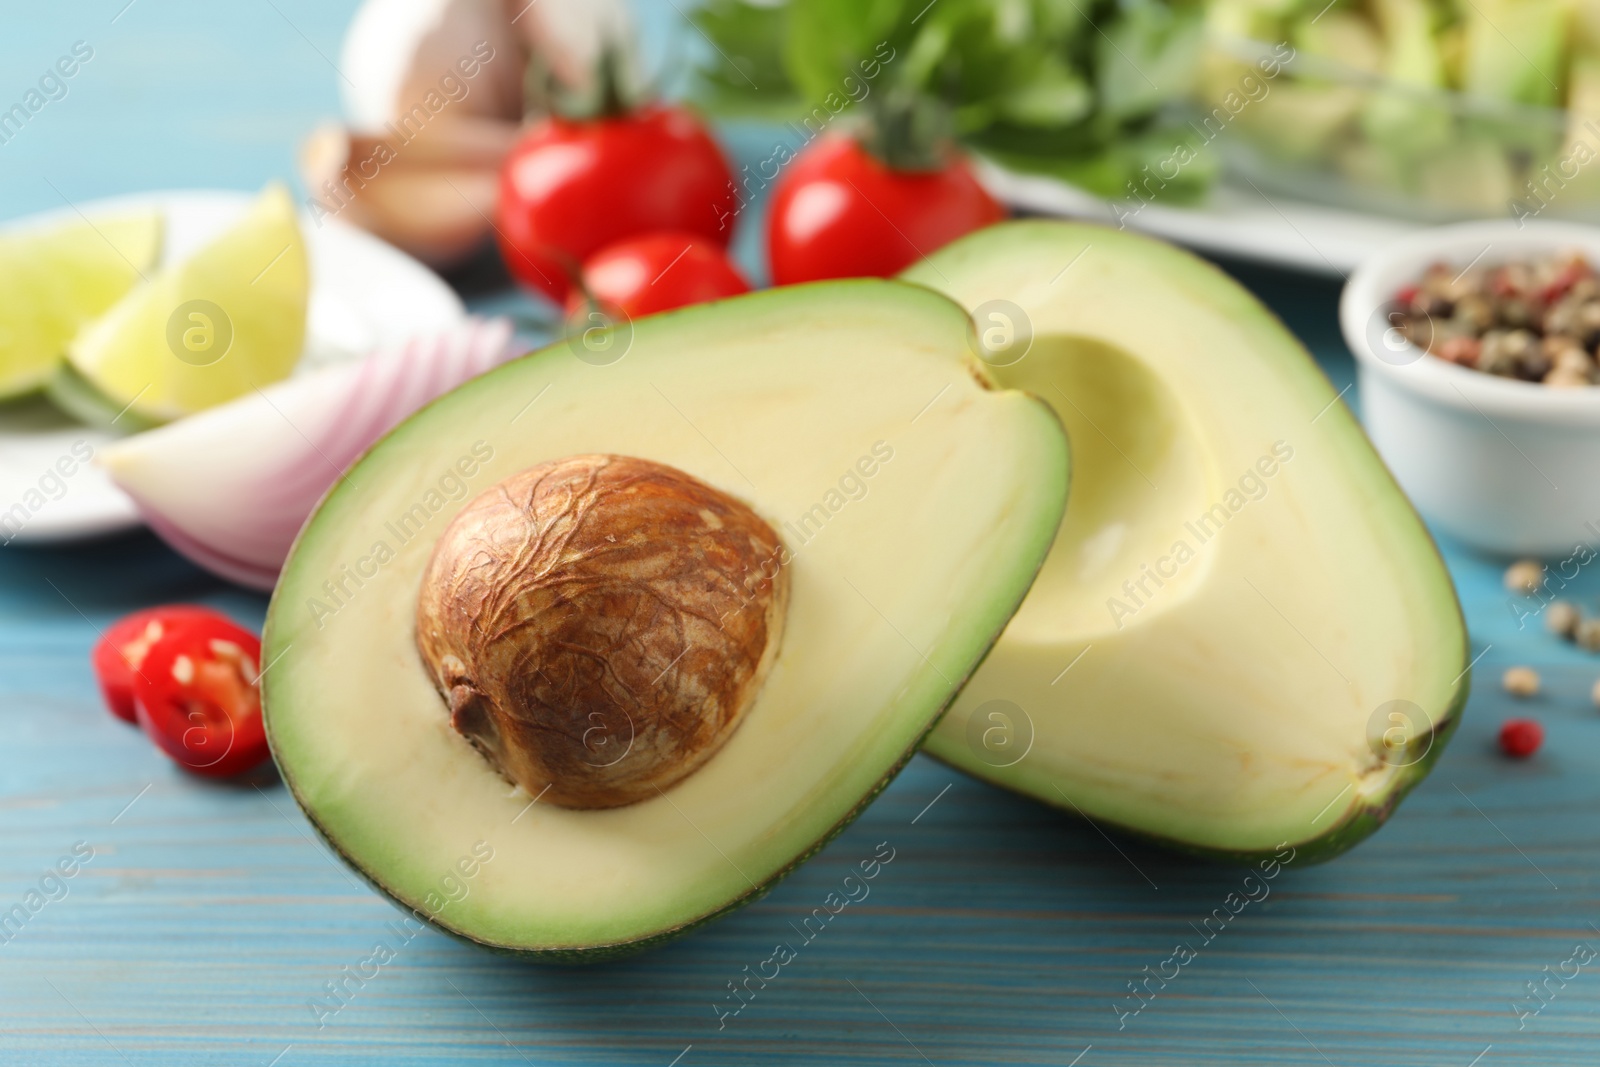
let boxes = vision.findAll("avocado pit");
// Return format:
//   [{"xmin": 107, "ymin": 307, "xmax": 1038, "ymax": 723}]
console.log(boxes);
[{"xmin": 415, "ymin": 453, "xmax": 788, "ymax": 809}]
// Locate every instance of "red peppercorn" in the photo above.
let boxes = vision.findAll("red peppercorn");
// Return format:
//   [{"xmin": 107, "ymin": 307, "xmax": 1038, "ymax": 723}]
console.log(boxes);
[
  {"xmin": 1498, "ymin": 718, "xmax": 1544, "ymax": 758},
  {"xmin": 1435, "ymin": 335, "xmax": 1482, "ymax": 367},
  {"xmin": 1539, "ymin": 262, "xmax": 1584, "ymax": 304},
  {"xmin": 1491, "ymin": 270, "xmax": 1521, "ymax": 298}
]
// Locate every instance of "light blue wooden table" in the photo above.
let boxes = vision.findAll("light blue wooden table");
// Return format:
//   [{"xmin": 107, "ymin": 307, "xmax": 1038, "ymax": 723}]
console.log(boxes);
[{"xmin": 4, "ymin": 2, "xmax": 1599, "ymax": 1064}]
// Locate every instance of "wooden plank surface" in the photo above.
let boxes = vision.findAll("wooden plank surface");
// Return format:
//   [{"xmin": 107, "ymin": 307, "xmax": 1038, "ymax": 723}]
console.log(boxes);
[{"xmin": 4, "ymin": 2, "xmax": 1599, "ymax": 1064}]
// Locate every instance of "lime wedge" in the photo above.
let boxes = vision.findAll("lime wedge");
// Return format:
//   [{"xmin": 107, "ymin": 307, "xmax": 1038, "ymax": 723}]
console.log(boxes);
[
  {"xmin": 63, "ymin": 184, "xmax": 308, "ymax": 424},
  {"xmin": 0, "ymin": 211, "xmax": 162, "ymax": 400}
]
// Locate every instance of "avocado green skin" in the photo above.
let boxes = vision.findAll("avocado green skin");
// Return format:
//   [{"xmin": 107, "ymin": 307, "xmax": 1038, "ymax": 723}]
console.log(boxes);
[
  {"xmin": 287, "ymin": 700, "xmax": 943, "ymax": 963},
  {"xmin": 259, "ymin": 294, "xmax": 1072, "ymax": 962},
  {"xmin": 993, "ymin": 678, "xmax": 1468, "ymax": 869},
  {"xmin": 905, "ymin": 218, "xmax": 1472, "ymax": 866},
  {"xmin": 925, "ymin": 554, "xmax": 1471, "ymax": 868}
]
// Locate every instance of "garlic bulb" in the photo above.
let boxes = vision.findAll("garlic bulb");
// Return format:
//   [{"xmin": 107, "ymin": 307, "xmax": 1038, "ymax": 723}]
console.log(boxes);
[
  {"xmin": 303, "ymin": 0, "xmax": 637, "ymax": 268},
  {"xmin": 300, "ymin": 117, "xmax": 516, "ymax": 266},
  {"xmin": 340, "ymin": 0, "xmax": 526, "ymax": 132}
]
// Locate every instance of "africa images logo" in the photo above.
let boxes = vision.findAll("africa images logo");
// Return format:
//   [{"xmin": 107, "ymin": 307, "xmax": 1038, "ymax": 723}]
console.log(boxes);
[{"xmin": 1105, "ymin": 441, "xmax": 1294, "ymax": 629}]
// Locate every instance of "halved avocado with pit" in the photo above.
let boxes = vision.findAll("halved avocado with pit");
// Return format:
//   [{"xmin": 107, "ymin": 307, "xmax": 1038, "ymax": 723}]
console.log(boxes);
[
  {"xmin": 262, "ymin": 280, "xmax": 1070, "ymax": 958},
  {"xmin": 902, "ymin": 221, "xmax": 1468, "ymax": 862}
]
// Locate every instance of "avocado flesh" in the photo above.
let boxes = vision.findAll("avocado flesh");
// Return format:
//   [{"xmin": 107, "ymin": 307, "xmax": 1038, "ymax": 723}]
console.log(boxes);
[
  {"xmin": 263, "ymin": 280, "xmax": 1070, "ymax": 957},
  {"xmin": 902, "ymin": 221, "xmax": 1468, "ymax": 861},
  {"xmin": 1462, "ymin": 0, "xmax": 1565, "ymax": 109}
]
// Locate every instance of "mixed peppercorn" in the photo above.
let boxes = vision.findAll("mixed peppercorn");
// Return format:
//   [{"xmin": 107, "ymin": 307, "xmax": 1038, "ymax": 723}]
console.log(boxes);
[
  {"xmin": 1394, "ymin": 252, "xmax": 1600, "ymax": 386},
  {"xmin": 1495, "ymin": 555, "xmax": 1600, "ymax": 758}
]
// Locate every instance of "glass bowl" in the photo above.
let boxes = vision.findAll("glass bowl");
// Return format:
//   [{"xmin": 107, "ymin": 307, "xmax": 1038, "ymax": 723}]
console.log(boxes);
[{"xmin": 1198, "ymin": 35, "xmax": 1600, "ymax": 223}]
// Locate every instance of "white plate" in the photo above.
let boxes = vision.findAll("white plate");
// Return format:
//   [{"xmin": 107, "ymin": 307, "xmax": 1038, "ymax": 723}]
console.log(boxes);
[
  {"xmin": 0, "ymin": 190, "xmax": 464, "ymax": 545},
  {"xmin": 979, "ymin": 161, "xmax": 1423, "ymax": 277}
]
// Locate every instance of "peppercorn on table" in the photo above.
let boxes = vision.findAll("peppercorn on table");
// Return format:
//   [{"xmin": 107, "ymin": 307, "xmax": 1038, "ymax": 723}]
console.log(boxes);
[{"xmin": 3, "ymin": 2, "xmax": 1600, "ymax": 1064}]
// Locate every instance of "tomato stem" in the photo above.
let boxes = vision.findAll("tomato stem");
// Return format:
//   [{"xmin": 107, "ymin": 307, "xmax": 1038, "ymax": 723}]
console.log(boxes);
[
  {"xmin": 525, "ymin": 38, "xmax": 644, "ymax": 123},
  {"xmin": 858, "ymin": 88, "xmax": 955, "ymax": 174}
]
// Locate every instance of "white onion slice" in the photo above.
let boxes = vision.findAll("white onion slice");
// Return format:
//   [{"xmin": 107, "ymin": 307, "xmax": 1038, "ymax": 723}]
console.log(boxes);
[{"xmin": 99, "ymin": 317, "xmax": 521, "ymax": 590}]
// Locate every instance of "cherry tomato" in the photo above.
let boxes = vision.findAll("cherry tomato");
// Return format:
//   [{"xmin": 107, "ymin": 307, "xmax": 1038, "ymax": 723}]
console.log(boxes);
[
  {"xmin": 496, "ymin": 105, "xmax": 737, "ymax": 303},
  {"xmin": 565, "ymin": 231, "xmax": 750, "ymax": 321},
  {"xmin": 1498, "ymin": 718, "xmax": 1544, "ymax": 759},
  {"xmin": 766, "ymin": 135, "xmax": 1005, "ymax": 286},
  {"xmin": 133, "ymin": 615, "xmax": 269, "ymax": 778},
  {"xmin": 92, "ymin": 605, "xmax": 232, "ymax": 723}
]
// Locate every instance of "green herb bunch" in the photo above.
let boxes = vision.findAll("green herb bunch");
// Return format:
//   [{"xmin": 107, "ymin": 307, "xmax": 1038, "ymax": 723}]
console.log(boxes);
[{"xmin": 691, "ymin": 0, "xmax": 1215, "ymax": 200}]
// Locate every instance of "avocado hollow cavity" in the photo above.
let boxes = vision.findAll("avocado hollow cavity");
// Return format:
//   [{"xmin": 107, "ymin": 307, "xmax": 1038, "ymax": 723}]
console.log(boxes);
[
  {"xmin": 415, "ymin": 453, "xmax": 789, "ymax": 810},
  {"xmin": 903, "ymin": 221, "xmax": 1467, "ymax": 860}
]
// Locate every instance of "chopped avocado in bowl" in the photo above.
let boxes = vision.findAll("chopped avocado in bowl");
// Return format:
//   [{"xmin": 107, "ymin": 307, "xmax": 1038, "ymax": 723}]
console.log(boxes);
[
  {"xmin": 261, "ymin": 279, "xmax": 1070, "ymax": 959},
  {"xmin": 902, "ymin": 220, "xmax": 1468, "ymax": 862},
  {"xmin": 1201, "ymin": 0, "xmax": 1600, "ymax": 221}
]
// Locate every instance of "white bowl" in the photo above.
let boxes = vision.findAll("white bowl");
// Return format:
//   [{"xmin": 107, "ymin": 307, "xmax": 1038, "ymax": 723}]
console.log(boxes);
[{"xmin": 1340, "ymin": 219, "xmax": 1600, "ymax": 557}]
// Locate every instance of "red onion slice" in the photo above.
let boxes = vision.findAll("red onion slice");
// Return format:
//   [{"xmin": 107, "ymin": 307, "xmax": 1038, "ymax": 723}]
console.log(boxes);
[{"xmin": 99, "ymin": 317, "xmax": 522, "ymax": 590}]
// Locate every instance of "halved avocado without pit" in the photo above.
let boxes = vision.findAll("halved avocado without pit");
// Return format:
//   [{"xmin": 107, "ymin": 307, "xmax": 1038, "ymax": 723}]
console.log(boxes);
[
  {"xmin": 902, "ymin": 221, "xmax": 1468, "ymax": 862},
  {"xmin": 263, "ymin": 280, "xmax": 1070, "ymax": 958}
]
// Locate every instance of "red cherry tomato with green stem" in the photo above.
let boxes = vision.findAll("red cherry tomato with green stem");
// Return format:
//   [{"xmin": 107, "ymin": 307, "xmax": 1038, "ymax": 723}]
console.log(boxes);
[
  {"xmin": 133, "ymin": 615, "xmax": 269, "ymax": 778},
  {"xmin": 566, "ymin": 231, "xmax": 750, "ymax": 321},
  {"xmin": 767, "ymin": 134, "xmax": 1004, "ymax": 285},
  {"xmin": 496, "ymin": 105, "xmax": 737, "ymax": 303},
  {"xmin": 92, "ymin": 605, "xmax": 234, "ymax": 723}
]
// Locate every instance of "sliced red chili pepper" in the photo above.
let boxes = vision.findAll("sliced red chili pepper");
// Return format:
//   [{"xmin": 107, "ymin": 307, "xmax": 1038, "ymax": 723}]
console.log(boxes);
[
  {"xmin": 133, "ymin": 615, "xmax": 269, "ymax": 778},
  {"xmin": 92, "ymin": 606, "xmax": 232, "ymax": 723}
]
